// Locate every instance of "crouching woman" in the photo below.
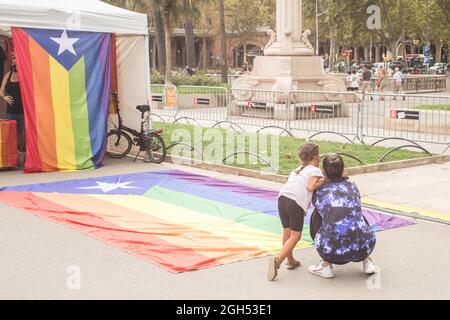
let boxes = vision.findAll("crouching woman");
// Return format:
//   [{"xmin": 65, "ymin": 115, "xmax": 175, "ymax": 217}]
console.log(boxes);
[{"xmin": 308, "ymin": 154, "xmax": 378, "ymax": 279}]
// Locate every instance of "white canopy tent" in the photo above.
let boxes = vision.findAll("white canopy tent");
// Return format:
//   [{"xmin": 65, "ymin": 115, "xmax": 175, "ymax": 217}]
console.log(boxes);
[{"xmin": 0, "ymin": 0, "xmax": 151, "ymax": 129}]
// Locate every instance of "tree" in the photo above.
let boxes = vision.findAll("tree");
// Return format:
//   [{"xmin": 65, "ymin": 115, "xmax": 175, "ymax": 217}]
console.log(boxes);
[
  {"xmin": 218, "ymin": 0, "xmax": 228, "ymax": 83},
  {"xmin": 152, "ymin": 6, "xmax": 166, "ymax": 73},
  {"xmin": 162, "ymin": 0, "xmax": 175, "ymax": 84},
  {"xmin": 226, "ymin": 0, "xmax": 270, "ymax": 65},
  {"xmin": 195, "ymin": 1, "xmax": 219, "ymax": 70},
  {"xmin": 183, "ymin": 0, "xmax": 196, "ymax": 68},
  {"xmin": 106, "ymin": 0, "xmax": 166, "ymax": 73}
]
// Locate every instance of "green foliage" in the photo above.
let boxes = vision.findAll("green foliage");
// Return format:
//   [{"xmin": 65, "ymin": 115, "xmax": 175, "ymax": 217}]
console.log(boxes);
[
  {"xmin": 172, "ymin": 73, "xmax": 224, "ymax": 87},
  {"xmin": 151, "ymin": 70, "xmax": 165, "ymax": 84},
  {"xmin": 416, "ymin": 105, "xmax": 450, "ymax": 111},
  {"xmin": 151, "ymin": 70, "xmax": 225, "ymax": 86}
]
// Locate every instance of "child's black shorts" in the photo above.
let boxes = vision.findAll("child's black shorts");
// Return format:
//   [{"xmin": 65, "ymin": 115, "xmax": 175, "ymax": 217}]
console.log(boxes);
[{"xmin": 278, "ymin": 195, "xmax": 305, "ymax": 232}]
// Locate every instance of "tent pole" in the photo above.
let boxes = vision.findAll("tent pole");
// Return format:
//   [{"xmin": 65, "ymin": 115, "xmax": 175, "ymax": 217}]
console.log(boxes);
[{"xmin": 144, "ymin": 34, "xmax": 152, "ymax": 130}]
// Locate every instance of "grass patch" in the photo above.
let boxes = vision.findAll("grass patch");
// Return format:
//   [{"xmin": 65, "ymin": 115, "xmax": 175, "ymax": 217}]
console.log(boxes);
[
  {"xmin": 416, "ymin": 105, "xmax": 450, "ymax": 111},
  {"xmin": 150, "ymin": 85, "xmax": 230, "ymax": 95},
  {"xmin": 153, "ymin": 122, "xmax": 429, "ymax": 175}
]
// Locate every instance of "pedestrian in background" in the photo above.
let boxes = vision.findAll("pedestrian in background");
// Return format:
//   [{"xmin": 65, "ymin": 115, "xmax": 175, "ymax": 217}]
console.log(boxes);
[
  {"xmin": 361, "ymin": 65, "xmax": 373, "ymax": 100},
  {"xmin": 392, "ymin": 67, "xmax": 406, "ymax": 101}
]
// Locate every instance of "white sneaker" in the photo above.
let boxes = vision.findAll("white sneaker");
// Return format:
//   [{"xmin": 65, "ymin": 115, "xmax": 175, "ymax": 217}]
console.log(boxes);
[
  {"xmin": 363, "ymin": 258, "xmax": 379, "ymax": 274},
  {"xmin": 308, "ymin": 261, "xmax": 335, "ymax": 279}
]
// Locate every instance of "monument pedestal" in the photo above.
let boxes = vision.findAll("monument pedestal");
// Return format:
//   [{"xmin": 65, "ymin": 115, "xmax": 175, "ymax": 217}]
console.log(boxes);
[
  {"xmin": 231, "ymin": 0, "xmax": 348, "ymax": 120},
  {"xmin": 232, "ymin": 55, "xmax": 347, "ymax": 102}
]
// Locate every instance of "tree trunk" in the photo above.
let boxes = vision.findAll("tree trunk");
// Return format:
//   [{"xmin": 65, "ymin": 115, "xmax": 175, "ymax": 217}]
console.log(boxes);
[
  {"xmin": 329, "ymin": 39, "xmax": 335, "ymax": 72},
  {"xmin": 152, "ymin": 7, "xmax": 166, "ymax": 74},
  {"xmin": 375, "ymin": 45, "xmax": 381, "ymax": 62},
  {"xmin": 436, "ymin": 43, "xmax": 443, "ymax": 63},
  {"xmin": 364, "ymin": 46, "xmax": 370, "ymax": 61},
  {"xmin": 354, "ymin": 46, "xmax": 360, "ymax": 64},
  {"xmin": 152, "ymin": 38, "xmax": 157, "ymax": 70},
  {"xmin": 218, "ymin": 0, "xmax": 228, "ymax": 83},
  {"xmin": 184, "ymin": 0, "xmax": 196, "ymax": 68},
  {"xmin": 162, "ymin": 6, "xmax": 173, "ymax": 84},
  {"xmin": 202, "ymin": 36, "xmax": 207, "ymax": 71},
  {"xmin": 243, "ymin": 42, "xmax": 247, "ymax": 65}
]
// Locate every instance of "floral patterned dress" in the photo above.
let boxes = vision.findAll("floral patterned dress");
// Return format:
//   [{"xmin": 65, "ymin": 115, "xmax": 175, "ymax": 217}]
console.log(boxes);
[{"xmin": 312, "ymin": 180, "xmax": 376, "ymax": 265}]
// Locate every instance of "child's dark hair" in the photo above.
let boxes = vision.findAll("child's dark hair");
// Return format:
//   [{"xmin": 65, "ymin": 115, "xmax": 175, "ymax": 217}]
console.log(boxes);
[
  {"xmin": 323, "ymin": 153, "xmax": 348, "ymax": 182},
  {"xmin": 298, "ymin": 143, "xmax": 319, "ymax": 171}
]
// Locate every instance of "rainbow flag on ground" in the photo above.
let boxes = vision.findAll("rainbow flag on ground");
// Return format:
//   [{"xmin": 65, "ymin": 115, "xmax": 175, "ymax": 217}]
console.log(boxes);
[
  {"xmin": 12, "ymin": 28, "xmax": 111, "ymax": 173},
  {"xmin": 0, "ymin": 170, "xmax": 415, "ymax": 273}
]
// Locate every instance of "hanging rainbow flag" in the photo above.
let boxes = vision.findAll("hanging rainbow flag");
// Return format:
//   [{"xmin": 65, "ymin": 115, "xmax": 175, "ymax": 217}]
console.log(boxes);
[
  {"xmin": 12, "ymin": 28, "xmax": 111, "ymax": 173},
  {"xmin": 0, "ymin": 170, "xmax": 415, "ymax": 273}
]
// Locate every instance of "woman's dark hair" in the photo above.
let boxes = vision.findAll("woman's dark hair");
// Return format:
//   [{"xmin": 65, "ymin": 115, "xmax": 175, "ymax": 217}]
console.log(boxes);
[
  {"xmin": 323, "ymin": 153, "xmax": 348, "ymax": 182},
  {"xmin": 297, "ymin": 143, "xmax": 319, "ymax": 171}
]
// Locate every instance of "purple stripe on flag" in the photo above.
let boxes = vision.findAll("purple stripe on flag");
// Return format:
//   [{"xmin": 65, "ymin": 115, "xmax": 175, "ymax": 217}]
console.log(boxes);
[{"xmin": 168, "ymin": 170, "xmax": 279, "ymax": 201}]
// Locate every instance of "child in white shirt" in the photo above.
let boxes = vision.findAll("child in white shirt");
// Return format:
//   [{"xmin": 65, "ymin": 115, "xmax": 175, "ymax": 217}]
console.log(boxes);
[{"xmin": 268, "ymin": 143, "xmax": 325, "ymax": 281}]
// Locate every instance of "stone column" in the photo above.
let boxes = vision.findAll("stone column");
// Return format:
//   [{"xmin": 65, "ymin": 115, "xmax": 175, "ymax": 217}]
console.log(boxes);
[
  {"xmin": 264, "ymin": 0, "xmax": 313, "ymax": 56},
  {"xmin": 276, "ymin": 0, "xmax": 302, "ymax": 42}
]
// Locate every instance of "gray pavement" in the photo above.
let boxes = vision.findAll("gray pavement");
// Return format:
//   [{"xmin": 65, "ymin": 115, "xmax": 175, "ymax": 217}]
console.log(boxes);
[{"xmin": 1, "ymin": 158, "xmax": 450, "ymax": 299}]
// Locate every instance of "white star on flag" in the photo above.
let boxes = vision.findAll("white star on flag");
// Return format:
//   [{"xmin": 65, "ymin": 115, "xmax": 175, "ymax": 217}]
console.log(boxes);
[
  {"xmin": 77, "ymin": 181, "xmax": 140, "ymax": 193},
  {"xmin": 50, "ymin": 30, "xmax": 80, "ymax": 56}
]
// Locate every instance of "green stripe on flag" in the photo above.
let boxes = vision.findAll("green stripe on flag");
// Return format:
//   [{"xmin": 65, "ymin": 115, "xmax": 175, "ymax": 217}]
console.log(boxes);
[
  {"xmin": 69, "ymin": 57, "xmax": 94, "ymax": 170},
  {"xmin": 144, "ymin": 186, "xmax": 313, "ymax": 243}
]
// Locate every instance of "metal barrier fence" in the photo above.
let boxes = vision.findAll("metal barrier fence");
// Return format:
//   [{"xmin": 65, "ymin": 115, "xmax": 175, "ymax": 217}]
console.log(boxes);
[
  {"xmin": 150, "ymin": 84, "xmax": 178, "ymax": 122},
  {"xmin": 149, "ymin": 85, "xmax": 450, "ymax": 151},
  {"xmin": 150, "ymin": 85, "xmax": 229, "ymax": 125},
  {"xmin": 288, "ymin": 90, "xmax": 360, "ymax": 142},
  {"xmin": 368, "ymin": 76, "xmax": 448, "ymax": 93},
  {"xmin": 371, "ymin": 76, "xmax": 447, "ymax": 93},
  {"xmin": 229, "ymin": 89, "xmax": 290, "ymax": 133},
  {"xmin": 337, "ymin": 75, "xmax": 447, "ymax": 93},
  {"xmin": 361, "ymin": 92, "xmax": 450, "ymax": 146},
  {"xmin": 176, "ymin": 86, "xmax": 229, "ymax": 123}
]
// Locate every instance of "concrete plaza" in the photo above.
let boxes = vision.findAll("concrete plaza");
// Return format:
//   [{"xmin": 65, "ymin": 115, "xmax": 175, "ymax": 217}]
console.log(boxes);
[{"xmin": 0, "ymin": 158, "xmax": 449, "ymax": 300}]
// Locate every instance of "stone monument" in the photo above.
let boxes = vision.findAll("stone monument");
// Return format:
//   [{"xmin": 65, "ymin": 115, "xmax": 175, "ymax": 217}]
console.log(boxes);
[{"xmin": 231, "ymin": 0, "xmax": 347, "ymax": 119}]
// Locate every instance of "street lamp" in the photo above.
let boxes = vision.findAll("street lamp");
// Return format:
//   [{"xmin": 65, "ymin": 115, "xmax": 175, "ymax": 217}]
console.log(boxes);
[{"xmin": 315, "ymin": 0, "xmax": 328, "ymax": 56}]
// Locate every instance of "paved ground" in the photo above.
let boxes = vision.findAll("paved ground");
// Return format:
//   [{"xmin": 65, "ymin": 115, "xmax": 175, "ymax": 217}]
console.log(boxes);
[{"xmin": 1, "ymin": 158, "xmax": 449, "ymax": 300}]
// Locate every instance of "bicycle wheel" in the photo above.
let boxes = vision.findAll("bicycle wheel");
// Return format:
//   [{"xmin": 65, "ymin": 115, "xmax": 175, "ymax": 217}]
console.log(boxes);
[
  {"xmin": 145, "ymin": 133, "xmax": 167, "ymax": 164},
  {"xmin": 106, "ymin": 131, "xmax": 132, "ymax": 158}
]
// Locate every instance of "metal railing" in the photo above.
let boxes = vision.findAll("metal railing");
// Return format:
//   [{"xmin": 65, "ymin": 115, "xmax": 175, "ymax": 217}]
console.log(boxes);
[
  {"xmin": 176, "ymin": 86, "xmax": 229, "ymax": 123},
  {"xmin": 288, "ymin": 90, "xmax": 361, "ymax": 143},
  {"xmin": 150, "ymin": 85, "xmax": 229, "ymax": 125},
  {"xmin": 149, "ymin": 85, "xmax": 450, "ymax": 152},
  {"xmin": 229, "ymin": 88, "xmax": 290, "ymax": 133},
  {"xmin": 150, "ymin": 84, "xmax": 178, "ymax": 121},
  {"xmin": 360, "ymin": 92, "xmax": 450, "ymax": 145}
]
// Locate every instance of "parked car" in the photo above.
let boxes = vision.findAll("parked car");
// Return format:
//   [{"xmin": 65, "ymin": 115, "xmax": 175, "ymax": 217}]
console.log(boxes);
[
  {"xmin": 429, "ymin": 63, "xmax": 447, "ymax": 74},
  {"xmin": 389, "ymin": 61, "xmax": 406, "ymax": 71},
  {"xmin": 360, "ymin": 61, "xmax": 374, "ymax": 69}
]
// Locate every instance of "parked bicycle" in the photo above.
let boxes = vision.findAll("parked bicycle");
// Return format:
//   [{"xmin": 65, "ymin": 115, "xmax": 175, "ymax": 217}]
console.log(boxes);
[{"xmin": 106, "ymin": 92, "xmax": 167, "ymax": 163}]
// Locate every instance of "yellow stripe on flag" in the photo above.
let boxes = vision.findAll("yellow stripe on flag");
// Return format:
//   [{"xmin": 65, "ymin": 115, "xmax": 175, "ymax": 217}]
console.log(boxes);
[
  {"xmin": 49, "ymin": 57, "xmax": 77, "ymax": 170},
  {"xmin": 34, "ymin": 192, "xmax": 273, "ymax": 262},
  {"xmin": 92, "ymin": 194, "xmax": 311, "ymax": 253},
  {"xmin": 362, "ymin": 197, "xmax": 450, "ymax": 222}
]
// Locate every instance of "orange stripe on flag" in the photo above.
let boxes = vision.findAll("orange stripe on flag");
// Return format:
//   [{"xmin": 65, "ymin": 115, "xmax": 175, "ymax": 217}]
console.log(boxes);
[
  {"xmin": 36, "ymin": 192, "xmax": 269, "ymax": 265},
  {"xmin": 29, "ymin": 38, "xmax": 58, "ymax": 171},
  {"xmin": 0, "ymin": 192, "xmax": 220, "ymax": 273}
]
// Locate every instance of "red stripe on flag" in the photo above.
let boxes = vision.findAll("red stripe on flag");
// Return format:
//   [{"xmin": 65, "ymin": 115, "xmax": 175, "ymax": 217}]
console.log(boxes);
[
  {"xmin": 12, "ymin": 28, "xmax": 42, "ymax": 172},
  {"xmin": 0, "ymin": 192, "xmax": 219, "ymax": 273}
]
